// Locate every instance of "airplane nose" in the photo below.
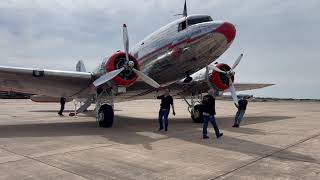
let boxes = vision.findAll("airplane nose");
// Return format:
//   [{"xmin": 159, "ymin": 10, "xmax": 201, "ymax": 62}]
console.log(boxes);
[{"xmin": 214, "ymin": 22, "xmax": 236, "ymax": 43}]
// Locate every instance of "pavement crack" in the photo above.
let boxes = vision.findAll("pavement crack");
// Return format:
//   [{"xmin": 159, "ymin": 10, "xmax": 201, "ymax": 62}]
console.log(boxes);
[
  {"xmin": 211, "ymin": 132, "xmax": 320, "ymax": 180},
  {"xmin": 32, "ymin": 144, "xmax": 115, "ymax": 158},
  {"xmin": 0, "ymin": 146, "xmax": 92, "ymax": 180}
]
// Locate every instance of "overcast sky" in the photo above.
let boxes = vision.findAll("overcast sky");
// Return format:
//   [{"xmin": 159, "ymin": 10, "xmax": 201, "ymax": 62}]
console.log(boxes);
[{"xmin": 0, "ymin": 0, "xmax": 319, "ymax": 99}]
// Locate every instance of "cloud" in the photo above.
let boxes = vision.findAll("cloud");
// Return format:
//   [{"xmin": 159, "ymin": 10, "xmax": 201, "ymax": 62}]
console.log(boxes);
[{"xmin": 0, "ymin": 0, "xmax": 319, "ymax": 98}]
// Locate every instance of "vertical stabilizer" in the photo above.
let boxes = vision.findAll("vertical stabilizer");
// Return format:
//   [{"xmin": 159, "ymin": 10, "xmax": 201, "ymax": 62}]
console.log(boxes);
[
  {"xmin": 183, "ymin": 0, "xmax": 188, "ymax": 17},
  {"xmin": 76, "ymin": 60, "xmax": 86, "ymax": 72}
]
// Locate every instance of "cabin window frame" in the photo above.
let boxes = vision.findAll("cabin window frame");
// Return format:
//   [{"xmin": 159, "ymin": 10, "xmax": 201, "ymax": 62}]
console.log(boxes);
[
  {"xmin": 178, "ymin": 20, "xmax": 187, "ymax": 32},
  {"xmin": 187, "ymin": 16, "xmax": 213, "ymax": 26}
]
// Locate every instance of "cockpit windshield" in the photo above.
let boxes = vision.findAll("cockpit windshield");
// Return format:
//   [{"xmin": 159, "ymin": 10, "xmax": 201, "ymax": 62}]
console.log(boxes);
[{"xmin": 187, "ymin": 16, "xmax": 213, "ymax": 26}]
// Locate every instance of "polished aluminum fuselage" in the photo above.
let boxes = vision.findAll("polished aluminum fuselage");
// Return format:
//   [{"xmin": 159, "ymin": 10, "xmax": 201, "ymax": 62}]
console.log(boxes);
[{"xmin": 99, "ymin": 15, "xmax": 234, "ymax": 86}]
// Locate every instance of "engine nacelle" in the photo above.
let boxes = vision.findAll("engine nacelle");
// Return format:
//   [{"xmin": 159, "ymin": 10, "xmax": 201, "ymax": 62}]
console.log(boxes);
[
  {"xmin": 210, "ymin": 63, "xmax": 235, "ymax": 91},
  {"xmin": 105, "ymin": 51, "xmax": 140, "ymax": 87}
]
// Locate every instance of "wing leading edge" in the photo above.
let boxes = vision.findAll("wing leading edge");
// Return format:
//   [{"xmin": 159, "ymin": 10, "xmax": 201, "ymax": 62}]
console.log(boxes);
[{"xmin": 0, "ymin": 66, "xmax": 94, "ymax": 98}]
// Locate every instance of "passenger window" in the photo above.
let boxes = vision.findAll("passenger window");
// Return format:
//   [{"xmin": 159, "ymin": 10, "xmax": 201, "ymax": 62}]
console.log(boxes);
[{"xmin": 178, "ymin": 21, "xmax": 187, "ymax": 32}]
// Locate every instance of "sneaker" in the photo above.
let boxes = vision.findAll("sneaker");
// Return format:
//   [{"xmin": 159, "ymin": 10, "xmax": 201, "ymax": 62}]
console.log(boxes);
[
  {"xmin": 203, "ymin": 135, "xmax": 209, "ymax": 139},
  {"xmin": 158, "ymin": 128, "xmax": 164, "ymax": 131},
  {"xmin": 217, "ymin": 133, "xmax": 223, "ymax": 139},
  {"xmin": 232, "ymin": 124, "xmax": 239, "ymax": 128}
]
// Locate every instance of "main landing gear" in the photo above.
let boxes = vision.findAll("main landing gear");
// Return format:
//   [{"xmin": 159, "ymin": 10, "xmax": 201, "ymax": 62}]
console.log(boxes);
[
  {"xmin": 183, "ymin": 94, "xmax": 204, "ymax": 123},
  {"xmin": 97, "ymin": 104, "xmax": 114, "ymax": 128},
  {"xmin": 95, "ymin": 87, "xmax": 115, "ymax": 128},
  {"xmin": 191, "ymin": 104, "xmax": 203, "ymax": 123}
]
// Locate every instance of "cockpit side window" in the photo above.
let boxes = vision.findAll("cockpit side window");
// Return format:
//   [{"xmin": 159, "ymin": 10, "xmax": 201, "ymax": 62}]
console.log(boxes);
[
  {"xmin": 187, "ymin": 16, "xmax": 213, "ymax": 26},
  {"xmin": 178, "ymin": 21, "xmax": 187, "ymax": 32}
]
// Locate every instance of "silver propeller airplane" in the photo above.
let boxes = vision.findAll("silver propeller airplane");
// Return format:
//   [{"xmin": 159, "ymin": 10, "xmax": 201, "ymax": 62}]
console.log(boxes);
[{"xmin": 0, "ymin": 1, "xmax": 273, "ymax": 127}]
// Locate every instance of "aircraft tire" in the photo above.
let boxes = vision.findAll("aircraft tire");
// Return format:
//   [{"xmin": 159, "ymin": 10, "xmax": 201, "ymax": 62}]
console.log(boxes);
[
  {"xmin": 97, "ymin": 104, "xmax": 114, "ymax": 128},
  {"xmin": 191, "ymin": 104, "xmax": 203, "ymax": 123}
]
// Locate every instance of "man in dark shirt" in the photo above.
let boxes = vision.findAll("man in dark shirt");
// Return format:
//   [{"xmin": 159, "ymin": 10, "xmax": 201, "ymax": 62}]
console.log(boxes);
[
  {"xmin": 58, "ymin": 97, "xmax": 66, "ymax": 116},
  {"xmin": 157, "ymin": 89, "xmax": 175, "ymax": 131},
  {"xmin": 201, "ymin": 90, "xmax": 223, "ymax": 139},
  {"xmin": 233, "ymin": 96, "xmax": 249, "ymax": 128}
]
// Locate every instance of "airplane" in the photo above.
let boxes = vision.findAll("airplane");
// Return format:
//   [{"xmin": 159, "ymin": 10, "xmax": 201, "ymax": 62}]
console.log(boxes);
[{"xmin": 0, "ymin": 1, "xmax": 273, "ymax": 127}]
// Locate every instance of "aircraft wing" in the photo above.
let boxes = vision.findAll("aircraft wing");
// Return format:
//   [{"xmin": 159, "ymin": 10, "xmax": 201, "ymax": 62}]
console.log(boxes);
[
  {"xmin": 121, "ymin": 81, "xmax": 274, "ymax": 101},
  {"xmin": 0, "ymin": 66, "xmax": 94, "ymax": 98},
  {"xmin": 174, "ymin": 81, "xmax": 274, "ymax": 96},
  {"xmin": 229, "ymin": 83, "xmax": 274, "ymax": 92}
]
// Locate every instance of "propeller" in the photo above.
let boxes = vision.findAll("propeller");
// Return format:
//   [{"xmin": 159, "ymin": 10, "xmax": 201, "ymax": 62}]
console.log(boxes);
[
  {"xmin": 227, "ymin": 54, "xmax": 243, "ymax": 106},
  {"xmin": 93, "ymin": 24, "xmax": 161, "ymax": 88},
  {"xmin": 212, "ymin": 54, "xmax": 243, "ymax": 75},
  {"xmin": 206, "ymin": 54, "xmax": 244, "ymax": 106},
  {"xmin": 93, "ymin": 68, "xmax": 124, "ymax": 87}
]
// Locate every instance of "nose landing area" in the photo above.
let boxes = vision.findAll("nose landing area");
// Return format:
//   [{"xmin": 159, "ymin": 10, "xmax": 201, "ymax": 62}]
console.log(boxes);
[{"xmin": 214, "ymin": 22, "xmax": 236, "ymax": 43}]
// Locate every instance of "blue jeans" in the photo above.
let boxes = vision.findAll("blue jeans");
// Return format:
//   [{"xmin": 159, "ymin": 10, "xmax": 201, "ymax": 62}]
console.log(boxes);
[
  {"xmin": 158, "ymin": 109, "xmax": 169, "ymax": 130},
  {"xmin": 234, "ymin": 110, "xmax": 246, "ymax": 125},
  {"xmin": 203, "ymin": 115, "xmax": 220, "ymax": 137}
]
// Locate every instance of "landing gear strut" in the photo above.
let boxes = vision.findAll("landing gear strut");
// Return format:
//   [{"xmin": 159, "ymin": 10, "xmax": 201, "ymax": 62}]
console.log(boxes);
[{"xmin": 183, "ymin": 95, "xmax": 203, "ymax": 123}]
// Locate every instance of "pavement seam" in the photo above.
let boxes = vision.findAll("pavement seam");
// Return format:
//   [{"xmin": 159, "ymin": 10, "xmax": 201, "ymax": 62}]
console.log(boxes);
[
  {"xmin": 31, "ymin": 144, "xmax": 115, "ymax": 158},
  {"xmin": 0, "ymin": 143, "xmax": 114, "ymax": 164},
  {"xmin": 211, "ymin": 132, "xmax": 320, "ymax": 180},
  {"xmin": 0, "ymin": 146, "xmax": 92, "ymax": 180}
]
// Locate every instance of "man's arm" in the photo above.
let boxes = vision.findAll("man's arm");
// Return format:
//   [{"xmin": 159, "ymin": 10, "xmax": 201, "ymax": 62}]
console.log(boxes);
[
  {"xmin": 234, "ymin": 103, "xmax": 239, "ymax": 108},
  {"xmin": 157, "ymin": 95, "xmax": 164, "ymax": 99},
  {"xmin": 171, "ymin": 97, "xmax": 176, "ymax": 116}
]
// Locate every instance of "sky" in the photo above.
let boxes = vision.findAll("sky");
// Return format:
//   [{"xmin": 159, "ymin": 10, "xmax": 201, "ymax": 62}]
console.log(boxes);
[{"xmin": 0, "ymin": 0, "xmax": 319, "ymax": 99}]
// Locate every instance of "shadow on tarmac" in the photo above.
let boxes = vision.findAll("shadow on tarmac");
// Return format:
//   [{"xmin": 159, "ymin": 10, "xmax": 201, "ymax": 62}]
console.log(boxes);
[{"xmin": 0, "ymin": 113, "xmax": 316, "ymax": 164}]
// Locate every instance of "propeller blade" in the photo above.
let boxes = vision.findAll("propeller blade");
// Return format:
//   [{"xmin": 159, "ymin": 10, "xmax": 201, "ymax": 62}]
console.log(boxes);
[
  {"xmin": 205, "ymin": 66, "xmax": 209, "ymax": 81},
  {"xmin": 229, "ymin": 81, "xmax": 239, "ymax": 106},
  {"xmin": 132, "ymin": 69, "xmax": 161, "ymax": 88},
  {"xmin": 123, "ymin": 24, "xmax": 130, "ymax": 61},
  {"xmin": 93, "ymin": 67, "xmax": 124, "ymax": 87},
  {"xmin": 205, "ymin": 66, "xmax": 214, "ymax": 90},
  {"xmin": 231, "ymin": 53, "xmax": 243, "ymax": 71},
  {"xmin": 213, "ymin": 65, "xmax": 227, "ymax": 74}
]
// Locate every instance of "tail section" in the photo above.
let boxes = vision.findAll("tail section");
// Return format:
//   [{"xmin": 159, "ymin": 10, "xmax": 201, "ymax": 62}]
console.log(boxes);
[{"xmin": 76, "ymin": 60, "xmax": 86, "ymax": 72}]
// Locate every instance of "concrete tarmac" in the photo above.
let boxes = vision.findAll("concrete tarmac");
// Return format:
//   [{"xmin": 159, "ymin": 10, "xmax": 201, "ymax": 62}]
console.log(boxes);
[{"xmin": 0, "ymin": 99, "xmax": 319, "ymax": 180}]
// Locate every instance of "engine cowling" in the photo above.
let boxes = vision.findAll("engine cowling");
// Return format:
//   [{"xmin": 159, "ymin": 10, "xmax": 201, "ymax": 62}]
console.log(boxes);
[
  {"xmin": 105, "ymin": 51, "xmax": 140, "ymax": 87},
  {"xmin": 210, "ymin": 63, "xmax": 235, "ymax": 91}
]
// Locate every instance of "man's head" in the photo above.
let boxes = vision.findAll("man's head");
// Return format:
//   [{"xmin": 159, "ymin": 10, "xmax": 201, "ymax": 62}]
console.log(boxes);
[{"xmin": 164, "ymin": 88, "xmax": 170, "ymax": 96}]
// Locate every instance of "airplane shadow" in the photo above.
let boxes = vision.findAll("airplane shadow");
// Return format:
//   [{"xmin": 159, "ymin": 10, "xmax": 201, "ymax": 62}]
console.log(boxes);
[{"xmin": 0, "ymin": 114, "xmax": 316, "ymax": 163}]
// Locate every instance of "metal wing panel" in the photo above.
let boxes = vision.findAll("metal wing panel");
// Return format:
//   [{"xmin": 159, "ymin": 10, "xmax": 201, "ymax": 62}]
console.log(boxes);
[
  {"xmin": 0, "ymin": 66, "xmax": 94, "ymax": 98},
  {"xmin": 232, "ymin": 83, "xmax": 275, "ymax": 92},
  {"xmin": 121, "ymin": 80, "xmax": 274, "ymax": 101}
]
